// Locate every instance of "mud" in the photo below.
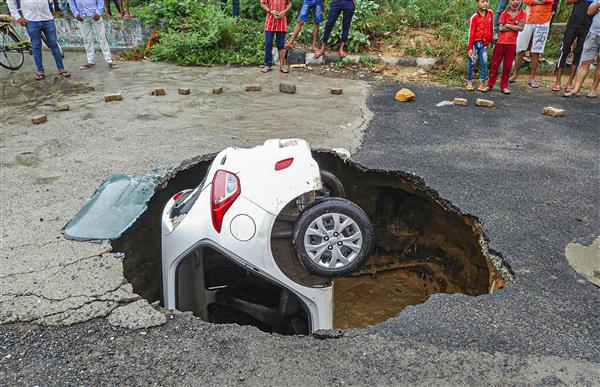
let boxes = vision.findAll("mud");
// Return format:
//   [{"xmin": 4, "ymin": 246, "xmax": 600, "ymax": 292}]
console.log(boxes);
[{"xmin": 114, "ymin": 151, "xmax": 509, "ymax": 333}]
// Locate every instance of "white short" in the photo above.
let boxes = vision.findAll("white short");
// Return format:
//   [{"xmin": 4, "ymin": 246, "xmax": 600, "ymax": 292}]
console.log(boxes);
[{"xmin": 516, "ymin": 22, "xmax": 550, "ymax": 54}]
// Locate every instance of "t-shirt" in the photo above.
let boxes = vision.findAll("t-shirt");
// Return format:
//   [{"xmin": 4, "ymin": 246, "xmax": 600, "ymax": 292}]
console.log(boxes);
[
  {"xmin": 588, "ymin": 0, "xmax": 600, "ymax": 35},
  {"xmin": 523, "ymin": 0, "xmax": 553, "ymax": 24},
  {"xmin": 262, "ymin": 0, "xmax": 288, "ymax": 32},
  {"xmin": 497, "ymin": 8, "xmax": 527, "ymax": 45},
  {"xmin": 567, "ymin": 0, "xmax": 593, "ymax": 29}
]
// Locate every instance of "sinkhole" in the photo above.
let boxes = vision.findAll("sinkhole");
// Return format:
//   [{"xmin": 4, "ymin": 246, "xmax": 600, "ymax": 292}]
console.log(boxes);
[{"xmin": 112, "ymin": 151, "xmax": 512, "ymax": 335}]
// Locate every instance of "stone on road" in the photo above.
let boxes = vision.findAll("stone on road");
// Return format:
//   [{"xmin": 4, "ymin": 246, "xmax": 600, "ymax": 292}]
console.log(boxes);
[
  {"xmin": 395, "ymin": 88, "xmax": 416, "ymax": 102},
  {"xmin": 104, "ymin": 93, "xmax": 123, "ymax": 102},
  {"xmin": 475, "ymin": 98, "xmax": 495, "ymax": 108},
  {"xmin": 31, "ymin": 115, "xmax": 47, "ymax": 124},
  {"xmin": 543, "ymin": 106, "xmax": 565, "ymax": 117},
  {"xmin": 279, "ymin": 82, "xmax": 296, "ymax": 94}
]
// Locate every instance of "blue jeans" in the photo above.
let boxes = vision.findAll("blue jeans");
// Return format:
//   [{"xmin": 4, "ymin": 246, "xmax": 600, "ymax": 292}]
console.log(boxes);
[
  {"xmin": 494, "ymin": 0, "xmax": 509, "ymax": 35},
  {"xmin": 264, "ymin": 31, "xmax": 285, "ymax": 67},
  {"xmin": 221, "ymin": 0, "xmax": 240, "ymax": 17},
  {"xmin": 25, "ymin": 20, "xmax": 64, "ymax": 73},
  {"xmin": 467, "ymin": 41, "xmax": 488, "ymax": 82},
  {"xmin": 322, "ymin": 0, "xmax": 355, "ymax": 44}
]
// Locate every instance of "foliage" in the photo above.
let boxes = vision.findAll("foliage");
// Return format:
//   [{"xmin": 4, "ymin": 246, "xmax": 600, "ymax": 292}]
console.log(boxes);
[{"xmin": 359, "ymin": 55, "xmax": 374, "ymax": 68}]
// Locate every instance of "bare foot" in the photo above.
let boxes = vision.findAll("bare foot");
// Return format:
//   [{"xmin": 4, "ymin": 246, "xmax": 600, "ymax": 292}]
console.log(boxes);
[
  {"xmin": 338, "ymin": 43, "xmax": 347, "ymax": 58},
  {"xmin": 311, "ymin": 45, "xmax": 318, "ymax": 52},
  {"xmin": 314, "ymin": 49, "xmax": 324, "ymax": 59}
]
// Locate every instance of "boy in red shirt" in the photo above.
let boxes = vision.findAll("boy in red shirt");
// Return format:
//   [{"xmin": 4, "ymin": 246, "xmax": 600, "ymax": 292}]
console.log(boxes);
[
  {"xmin": 487, "ymin": 0, "xmax": 526, "ymax": 94},
  {"xmin": 466, "ymin": 0, "xmax": 494, "ymax": 91},
  {"xmin": 260, "ymin": 0, "xmax": 292, "ymax": 73}
]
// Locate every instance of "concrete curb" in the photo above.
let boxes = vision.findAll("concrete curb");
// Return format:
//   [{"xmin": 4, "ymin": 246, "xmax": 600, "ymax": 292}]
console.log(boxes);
[{"xmin": 280, "ymin": 48, "xmax": 442, "ymax": 68}]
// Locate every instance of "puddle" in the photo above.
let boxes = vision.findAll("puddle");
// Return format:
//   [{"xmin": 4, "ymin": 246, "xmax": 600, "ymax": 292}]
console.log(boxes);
[
  {"xmin": 107, "ymin": 152, "xmax": 511, "ymax": 334},
  {"xmin": 565, "ymin": 237, "xmax": 600, "ymax": 287}
]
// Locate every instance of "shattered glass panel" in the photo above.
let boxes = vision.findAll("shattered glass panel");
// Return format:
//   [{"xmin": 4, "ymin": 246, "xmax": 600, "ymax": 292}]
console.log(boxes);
[{"xmin": 63, "ymin": 173, "xmax": 161, "ymax": 242}]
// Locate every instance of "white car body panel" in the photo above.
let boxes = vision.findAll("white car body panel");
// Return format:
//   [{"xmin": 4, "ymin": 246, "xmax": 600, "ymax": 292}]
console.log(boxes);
[{"xmin": 161, "ymin": 139, "xmax": 334, "ymax": 331}]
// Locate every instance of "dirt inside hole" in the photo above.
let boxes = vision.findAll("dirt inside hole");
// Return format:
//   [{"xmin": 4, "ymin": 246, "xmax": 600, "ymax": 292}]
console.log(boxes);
[{"xmin": 113, "ymin": 151, "xmax": 510, "ymax": 334}]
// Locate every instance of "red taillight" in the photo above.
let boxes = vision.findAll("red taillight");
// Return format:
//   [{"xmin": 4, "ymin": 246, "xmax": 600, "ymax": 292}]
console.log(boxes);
[
  {"xmin": 210, "ymin": 170, "xmax": 241, "ymax": 233},
  {"xmin": 173, "ymin": 192, "xmax": 184, "ymax": 201},
  {"xmin": 275, "ymin": 158, "xmax": 294, "ymax": 171}
]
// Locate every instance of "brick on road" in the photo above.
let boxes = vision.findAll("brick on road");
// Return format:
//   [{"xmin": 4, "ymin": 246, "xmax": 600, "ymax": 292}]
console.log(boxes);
[
  {"xmin": 476, "ymin": 98, "xmax": 495, "ymax": 108},
  {"xmin": 330, "ymin": 87, "xmax": 343, "ymax": 95},
  {"xmin": 54, "ymin": 104, "xmax": 70, "ymax": 111},
  {"xmin": 213, "ymin": 86, "xmax": 224, "ymax": 94},
  {"xmin": 151, "ymin": 88, "xmax": 166, "ymax": 96},
  {"xmin": 32, "ymin": 115, "xmax": 47, "ymax": 124},
  {"xmin": 104, "ymin": 93, "xmax": 123, "ymax": 102},
  {"xmin": 178, "ymin": 88, "xmax": 191, "ymax": 95},
  {"xmin": 453, "ymin": 98, "xmax": 468, "ymax": 106},
  {"xmin": 245, "ymin": 84, "xmax": 261, "ymax": 92},
  {"xmin": 542, "ymin": 106, "xmax": 565, "ymax": 117}
]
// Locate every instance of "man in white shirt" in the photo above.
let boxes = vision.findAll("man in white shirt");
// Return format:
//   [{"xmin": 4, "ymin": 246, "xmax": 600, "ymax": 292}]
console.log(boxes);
[
  {"xmin": 6, "ymin": 0, "xmax": 71, "ymax": 79},
  {"xmin": 68, "ymin": 0, "xmax": 119, "ymax": 70}
]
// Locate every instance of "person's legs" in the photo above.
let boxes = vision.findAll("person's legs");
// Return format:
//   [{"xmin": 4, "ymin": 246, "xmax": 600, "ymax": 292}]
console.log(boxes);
[
  {"xmin": 528, "ymin": 23, "xmax": 549, "ymax": 84},
  {"xmin": 315, "ymin": 2, "xmax": 342, "ymax": 58},
  {"xmin": 312, "ymin": 3, "xmax": 323, "ymax": 50},
  {"xmin": 287, "ymin": 3, "xmax": 309, "ymax": 48},
  {"xmin": 488, "ymin": 43, "xmax": 505, "ymax": 89},
  {"xmin": 467, "ymin": 46, "xmax": 478, "ymax": 87},
  {"xmin": 478, "ymin": 42, "xmax": 488, "ymax": 83},
  {"xmin": 92, "ymin": 17, "xmax": 114, "ymax": 64},
  {"xmin": 40, "ymin": 20, "xmax": 65, "ymax": 71},
  {"xmin": 512, "ymin": 24, "xmax": 534, "ymax": 81},
  {"xmin": 555, "ymin": 27, "xmax": 577, "ymax": 90},
  {"xmin": 338, "ymin": 2, "xmax": 354, "ymax": 58},
  {"xmin": 264, "ymin": 31, "xmax": 274, "ymax": 68},
  {"xmin": 232, "ymin": 0, "xmax": 239, "ymax": 17},
  {"xmin": 312, "ymin": 23, "xmax": 320, "ymax": 50},
  {"xmin": 589, "ymin": 58, "xmax": 600, "ymax": 96},
  {"xmin": 276, "ymin": 32, "xmax": 286, "ymax": 71},
  {"xmin": 25, "ymin": 21, "xmax": 44, "ymax": 74},
  {"xmin": 571, "ymin": 61, "xmax": 591, "ymax": 95},
  {"xmin": 494, "ymin": 0, "xmax": 510, "ymax": 37},
  {"xmin": 500, "ymin": 44, "xmax": 516, "ymax": 91},
  {"xmin": 568, "ymin": 28, "xmax": 589, "ymax": 89},
  {"xmin": 80, "ymin": 17, "xmax": 96, "ymax": 65}
]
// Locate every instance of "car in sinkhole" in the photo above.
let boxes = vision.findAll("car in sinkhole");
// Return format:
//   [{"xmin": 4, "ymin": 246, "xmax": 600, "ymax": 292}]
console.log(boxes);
[{"xmin": 161, "ymin": 139, "xmax": 374, "ymax": 334}]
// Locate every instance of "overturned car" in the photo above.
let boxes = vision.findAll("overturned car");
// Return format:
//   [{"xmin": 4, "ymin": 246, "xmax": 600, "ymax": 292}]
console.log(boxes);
[{"xmin": 161, "ymin": 139, "xmax": 374, "ymax": 334}]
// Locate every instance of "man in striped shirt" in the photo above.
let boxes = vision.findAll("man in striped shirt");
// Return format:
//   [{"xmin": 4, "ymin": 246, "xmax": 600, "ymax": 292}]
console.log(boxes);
[{"xmin": 260, "ymin": 0, "xmax": 292, "ymax": 73}]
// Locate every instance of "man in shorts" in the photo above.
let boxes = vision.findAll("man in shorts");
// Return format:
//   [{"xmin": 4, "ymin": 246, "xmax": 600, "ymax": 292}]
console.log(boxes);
[
  {"xmin": 565, "ymin": 0, "xmax": 600, "ymax": 97},
  {"xmin": 285, "ymin": 0, "xmax": 324, "ymax": 51},
  {"xmin": 510, "ymin": 0, "xmax": 554, "ymax": 88}
]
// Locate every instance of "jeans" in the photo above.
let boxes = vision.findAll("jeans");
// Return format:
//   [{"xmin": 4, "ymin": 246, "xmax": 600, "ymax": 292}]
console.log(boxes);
[
  {"xmin": 322, "ymin": 0, "xmax": 355, "ymax": 44},
  {"xmin": 557, "ymin": 27, "xmax": 588, "ymax": 68},
  {"xmin": 80, "ymin": 16, "xmax": 113, "ymax": 64},
  {"xmin": 106, "ymin": 0, "xmax": 122, "ymax": 15},
  {"xmin": 467, "ymin": 41, "xmax": 488, "ymax": 82},
  {"xmin": 264, "ymin": 31, "xmax": 285, "ymax": 67},
  {"xmin": 494, "ymin": 0, "xmax": 509, "ymax": 36},
  {"xmin": 25, "ymin": 19, "xmax": 64, "ymax": 73},
  {"xmin": 221, "ymin": 0, "xmax": 240, "ymax": 17},
  {"xmin": 488, "ymin": 43, "xmax": 516, "ymax": 90}
]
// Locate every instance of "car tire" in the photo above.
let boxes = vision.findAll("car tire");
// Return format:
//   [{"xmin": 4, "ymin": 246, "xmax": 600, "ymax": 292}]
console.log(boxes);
[
  {"xmin": 317, "ymin": 170, "xmax": 345, "ymax": 198},
  {"xmin": 293, "ymin": 198, "xmax": 373, "ymax": 277}
]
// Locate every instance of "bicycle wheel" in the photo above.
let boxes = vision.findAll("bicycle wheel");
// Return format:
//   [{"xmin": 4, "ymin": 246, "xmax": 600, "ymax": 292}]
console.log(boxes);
[{"xmin": 0, "ymin": 28, "xmax": 25, "ymax": 70}]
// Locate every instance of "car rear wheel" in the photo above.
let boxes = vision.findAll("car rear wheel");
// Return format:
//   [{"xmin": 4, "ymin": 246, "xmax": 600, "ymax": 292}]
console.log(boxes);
[{"xmin": 293, "ymin": 198, "xmax": 373, "ymax": 277}]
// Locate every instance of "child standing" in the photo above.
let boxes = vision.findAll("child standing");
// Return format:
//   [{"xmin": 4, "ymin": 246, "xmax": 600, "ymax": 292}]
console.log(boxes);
[
  {"xmin": 260, "ymin": 0, "xmax": 292, "ymax": 73},
  {"xmin": 488, "ymin": 0, "xmax": 526, "ymax": 94},
  {"xmin": 466, "ymin": 0, "xmax": 494, "ymax": 91},
  {"xmin": 286, "ymin": 0, "xmax": 325, "ymax": 51}
]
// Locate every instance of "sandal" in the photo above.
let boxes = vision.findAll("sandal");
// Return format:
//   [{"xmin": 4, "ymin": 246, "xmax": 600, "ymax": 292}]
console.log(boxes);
[
  {"xmin": 477, "ymin": 84, "xmax": 489, "ymax": 93},
  {"xmin": 562, "ymin": 91, "xmax": 580, "ymax": 98},
  {"xmin": 108, "ymin": 63, "xmax": 119, "ymax": 70},
  {"xmin": 551, "ymin": 83, "xmax": 561, "ymax": 92},
  {"xmin": 80, "ymin": 63, "xmax": 96, "ymax": 70},
  {"xmin": 280, "ymin": 66, "xmax": 289, "ymax": 73},
  {"xmin": 261, "ymin": 66, "xmax": 272, "ymax": 73},
  {"xmin": 35, "ymin": 72, "xmax": 45, "ymax": 81},
  {"xmin": 59, "ymin": 69, "xmax": 71, "ymax": 77},
  {"xmin": 501, "ymin": 88, "xmax": 511, "ymax": 95},
  {"xmin": 466, "ymin": 82, "xmax": 474, "ymax": 91},
  {"xmin": 565, "ymin": 85, "xmax": 573, "ymax": 93},
  {"xmin": 587, "ymin": 92, "xmax": 598, "ymax": 98},
  {"xmin": 528, "ymin": 80, "xmax": 540, "ymax": 88}
]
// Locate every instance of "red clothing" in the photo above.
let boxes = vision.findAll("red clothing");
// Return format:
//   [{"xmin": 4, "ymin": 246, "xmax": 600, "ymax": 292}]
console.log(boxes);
[
  {"xmin": 467, "ymin": 9, "xmax": 494, "ymax": 50},
  {"xmin": 497, "ymin": 9, "xmax": 527, "ymax": 45},
  {"xmin": 488, "ymin": 43, "xmax": 516, "ymax": 90},
  {"xmin": 262, "ymin": 0, "xmax": 288, "ymax": 32},
  {"xmin": 522, "ymin": 0, "xmax": 554, "ymax": 24}
]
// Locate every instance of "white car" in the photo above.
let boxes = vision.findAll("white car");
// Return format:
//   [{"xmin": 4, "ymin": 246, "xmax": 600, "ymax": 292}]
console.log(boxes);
[{"xmin": 161, "ymin": 139, "xmax": 373, "ymax": 334}]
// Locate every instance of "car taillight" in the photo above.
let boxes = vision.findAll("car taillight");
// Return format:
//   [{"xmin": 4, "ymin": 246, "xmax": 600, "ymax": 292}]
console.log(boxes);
[
  {"xmin": 211, "ymin": 170, "xmax": 241, "ymax": 233},
  {"xmin": 275, "ymin": 158, "xmax": 293, "ymax": 171},
  {"xmin": 172, "ymin": 192, "xmax": 184, "ymax": 201}
]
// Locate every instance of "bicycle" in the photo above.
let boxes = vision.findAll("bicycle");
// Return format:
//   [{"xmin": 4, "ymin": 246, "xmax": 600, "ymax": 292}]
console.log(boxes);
[{"xmin": 0, "ymin": 14, "xmax": 64, "ymax": 71}]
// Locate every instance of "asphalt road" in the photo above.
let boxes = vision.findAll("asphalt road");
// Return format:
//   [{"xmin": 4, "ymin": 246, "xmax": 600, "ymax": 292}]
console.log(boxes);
[{"xmin": 1, "ymin": 80, "xmax": 599, "ymax": 385}]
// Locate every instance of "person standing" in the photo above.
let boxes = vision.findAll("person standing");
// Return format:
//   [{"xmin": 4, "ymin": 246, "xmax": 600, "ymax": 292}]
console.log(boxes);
[
  {"xmin": 285, "ymin": 0, "xmax": 325, "ymax": 51},
  {"xmin": 552, "ymin": 0, "xmax": 592, "ymax": 92},
  {"xmin": 510, "ymin": 0, "xmax": 554, "ymax": 88},
  {"xmin": 488, "ymin": 0, "xmax": 526, "ymax": 94},
  {"xmin": 68, "ymin": 0, "xmax": 119, "ymax": 70},
  {"xmin": 564, "ymin": 0, "xmax": 600, "ymax": 97},
  {"xmin": 104, "ymin": 0, "xmax": 123, "ymax": 19},
  {"xmin": 260, "ymin": 0, "xmax": 291, "ymax": 73},
  {"xmin": 466, "ymin": 0, "xmax": 494, "ymax": 92},
  {"xmin": 314, "ymin": 0, "xmax": 355, "ymax": 59},
  {"xmin": 6, "ymin": 0, "xmax": 71, "ymax": 80}
]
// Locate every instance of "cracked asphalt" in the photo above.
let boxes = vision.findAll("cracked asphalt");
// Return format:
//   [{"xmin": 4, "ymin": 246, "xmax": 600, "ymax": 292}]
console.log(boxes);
[{"xmin": 1, "ymin": 52, "xmax": 599, "ymax": 384}]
